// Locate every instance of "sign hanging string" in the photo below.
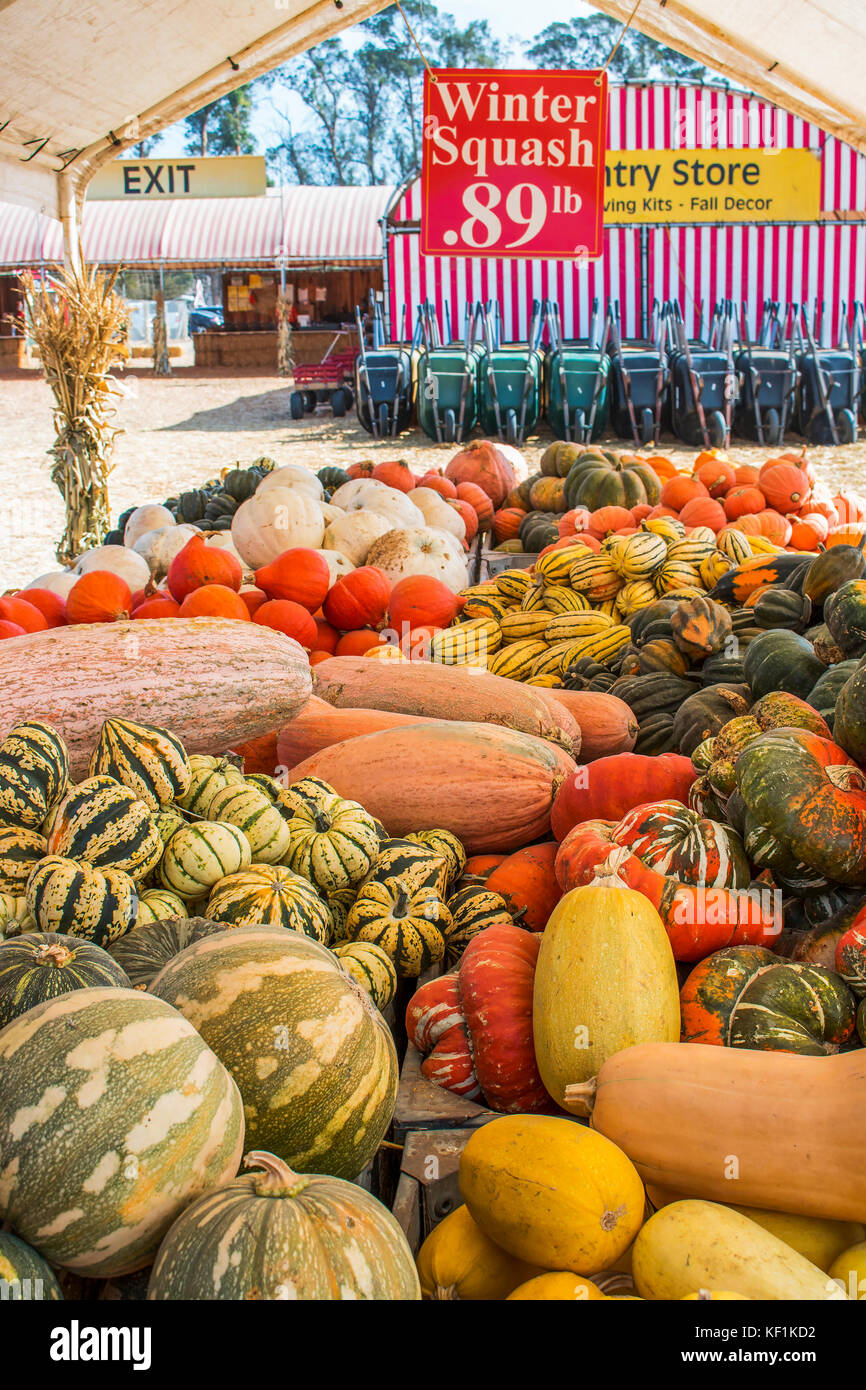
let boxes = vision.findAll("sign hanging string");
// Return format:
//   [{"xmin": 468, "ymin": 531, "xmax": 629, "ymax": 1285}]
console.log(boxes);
[
  {"xmin": 394, "ymin": 0, "xmax": 439, "ymax": 83},
  {"xmin": 595, "ymin": 0, "xmax": 644, "ymax": 84}
]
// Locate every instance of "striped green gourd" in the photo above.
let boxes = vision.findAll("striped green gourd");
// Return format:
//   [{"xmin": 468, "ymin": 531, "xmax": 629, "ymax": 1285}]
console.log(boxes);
[
  {"xmin": 282, "ymin": 776, "xmax": 337, "ymax": 815},
  {"xmin": 345, "ymin": 841, "xmax": 451, "ymax": 978},
  {"xmin": 155, "ymin": 808, "xmax": 185, "ymax": 844},
  {"xmin": 283, "ymin": 792, "xmax": 380, "ymax": 891},
  {"xmin": 47, "ymin": 776, "xmax": 162, "ymax": 882},
  {"xmin": 0, "ymin": 825, "xmax": 48, "ymax": 894},
  {"xmin": 159, "ymin": 821, "xmax": 251, "ymax": 899},
  {"xmin": 175, "ymin": 754, "xmax": 245, "ymax": 817},
  {"xmin": 444, "ymin": 885, "xmax": 513, "ymax": 966},
  {"xmin": 0, "ymin": 1231, "xmax": 63, "ymax": 1301},
  {"xmin": 149, "ymin": 928, "xmax": 397, "ymax": 1179},
  {"xmin": 405, "ymin": 828, "xmax": 466, "ymax": 888},
  {"xmin": 332, "ymin": 940, "xmax": 397, "ymax": 1011},
  {"xmin": 147, "ymin": 1151, "xmax": 419, "ymax": 1300},
  {"xmin": 89, "ymin": 718, "xmax": 191, "ymax": 811},
  {"xmin": 26, "ymin": 855, "xmax": 139, "ymax": 945},
  {"xmin": 205, "ymin": 782, "xmax": 291, "ymax": 865},
  {"xmin": 0, "ymin": 721, "xmax": 69, "ymax": 830},
  {"xmin": 325, "ymin": 884, "xmax": 358, "ymax": 944},
  {"xmin": 0, "ymin": 987, "xmax": 244, "ymax": 1276},
  {"xmin": 0, "ymin": 931, "xmax": 130, "ymax": 1028},
  {"xmin": 106, "ymin": 916, "xmax": 225, "ymax": 989},
  {"xmin": 614, "ymin": 531, "xmax": 668, "ymax": 579},
  {"xmin": 205, "ymin": 864, "xmax": 331, "ymax": 942},
  {"xmin": 134, "ymin": 887, "xmax": 188, "ymax": 928}
]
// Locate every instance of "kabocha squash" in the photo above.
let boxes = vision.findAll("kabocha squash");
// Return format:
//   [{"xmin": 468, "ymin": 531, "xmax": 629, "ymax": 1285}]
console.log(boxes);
[
  {"xmin": 612, "ymin": 800, "xmax": 750, "ymax": 889},
  {"xmin": 680, "ymin": 948, "xmax": 856, "ymax": 1054},
  {"xmin": 834, "ymin": 656, "xmax": 866, "ymax": 762},
  {"xmin": 205, "ymin": 781, "xmax": 291, "ymax": 865},
  {"xmin": 0, "ymin": 620, "xmax": 311, "ymax": 779},
  {"xmin": 633, "ymin": 1202, "xmax": 845, "ymax": 1301},
  {"xmin": 803, "ymin": 534, "xmax": 866, "ymax": 605},
  {"xmin": 416, "ymin": 1204, "xmax": 545, "ymax": 1300},
  {"xmin": 89, "ymin": 718, "xmax": 191, "ymax": 811},
  {"xmin": 406, "ymin": 923, "xmax": 548, "ymax": 1112},
  {"xmin": 563, "ymin": 454, "xmax": 661, "ymax": 510},
  {"xmin": 148, "ymin": 1150, "xmax": 419, "ymax": 1301},
  {"xmin": 0, "ymin": 721, "xmax": 68, "ymax": 829},
  {"xmin": 0, "ymin": 987, "xmax": 244, "ymax": 1276},
  {"xmin": 286, "ymin": 721, "xmax": 575, "ymax": 854},
  {"xmin": 160, "ymin": 821, "xmax": 252, "ymax": 899},
  {"xmin": 331, "ymin": 941, "xmax": 397, "ymax": 1011},
  {"xmin": 150, "ymin": 928, "xmax": 397, "ymax": 1179},
  {"xmin": 46, "ymin": 776, "xmax": 162, "ymax": 882},
  {"xmin": 0, "ymin": 825, "xmax": 47, "ymax": 893},
  {"xmin": 206, "ymin": 865, "xmax": 331, "ymax": 942},
  {"xmin": 0, "ymin": 1231, "xmax": 63, "ymax": 1300},
  {"xmin": 533, "ymin": 881, "xmax": 680, "ymax": 1109},
  {"xmin": 0, "ymin": 931, "xmax": 130, "ymax": 1027},
  {"xmin": 459, "ymin": 1114, "xmax": 645, "ymax": 1275},
  {"xmin": 107, "ymin": 916, "xmax": 224, "ymax": 988},
  {"xmin": 283, "ymin": 790, "xmax": 380, "ymax": 890},
  {"xmin": 569, "ymin": 1041, "xmax": 866, "ymax": 1223},
  {"xmin": 551, "ymin": 751, "xmax": 695, "ymax": 840},
  {"xmin": 26, "ymin": 856, "xmax": 138, "ymax": 945},
  {"xmin": 743, "ymin": 630, "xmax": 825, "ymax": 701},
  {"xmin": 807, "ymin": 659, "xmax": 859, "ymax": 724},
  {"xmin": 345, "ymin": 841, "xmax": 450, "ymax": 976},
  {"xmin": 836, "ymin": 923, "xmax": 866, "ymax": 996}
]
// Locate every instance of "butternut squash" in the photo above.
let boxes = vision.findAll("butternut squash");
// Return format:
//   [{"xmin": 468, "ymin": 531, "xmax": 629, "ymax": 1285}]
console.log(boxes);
[
  {"xmin": 276, "ymin": 696, "xmax": 428, "ymax": 772},
  {"xmin": 533, "ymin": 881, "xmax": 680, "ymax": 1111},
  {"xmin": 286, "ymin": 721, "xmax": 576, "ymax": 853},
  {"xmin": 311, "ymin": 656, "xmax": 579, "ymax": 754},
  {"xmin": 506, "ymin": 1272, "xmax": 606, "ymax": 1301},
  {"xmin": 415, "ymin": 1204, "xmax": 545, "ymax": 1300},
  {"xmin": 534, "ymin": 688, "xmax": 638, "ymax": 762},
  {"xmin": 567, "ymin": 1042, "xmax": 866, "ymax": 1224},
  {"xmin": 459, "ymin": 1114, "xmax": 645, "ymax": 1276},
  {"xmin": 633, "ymin": 1201, "xmax": 847, "ymax": 1300},
  {"xmin": 0, "ymin": 619, "xmax": 311, "ymax": 778}
]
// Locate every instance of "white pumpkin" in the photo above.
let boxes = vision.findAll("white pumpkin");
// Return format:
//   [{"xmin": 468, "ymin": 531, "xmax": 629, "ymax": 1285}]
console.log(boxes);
[
  {"xmin": 332, "ymin": 479, "xmax": 424, "ymax": 529},
  {"xmin": 315, "ymin": 549, "xmax": 355, "ymax": 585},
  {"xmin": 256, "ymin": 465, "xmax": 324, "ymax": 501},
  {"xmin": 133, "ymin": 523, "xmax": 200, "ymax": 579},
  {"xmin": 74, "ymin": 545, "xmax": 151, "ymax": 590},
  {"xmin": 329, "ymin": 479, "xmax": 375, "ymax": 510},
  {"xmin": 322, "ymin": 510, "xmax": 394, "ymax": 566},
  {"xmin": 495, "ymin": 443, "xmax": 529, "ymax": 484},
  {"xmin": 410, "ymin": 487, "xmax": 466, "ymax": 541},
  {"xmin": 123, "ymin": 504, "xmax": 176, "ymax": 548},
  {"xmin": 25, "ymin": 571, "xmax": 77, "ymax": 598},
  {"xmin": 366, "ymin": 527, "xmax": 468, "ymax": 592},
  {"xmin": 320, "ymin": 501, "xmax": 345, "ymax": 525},
  {"xmin": 231, "ymin": 488, "xmax": 325, "ymax": 570}
]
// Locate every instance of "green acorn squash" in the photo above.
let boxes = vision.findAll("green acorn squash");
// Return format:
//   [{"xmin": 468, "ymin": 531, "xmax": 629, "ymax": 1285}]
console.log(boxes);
[{"xmin": 742, "ymin": 630, "xmax": 825, "ymax": 701}]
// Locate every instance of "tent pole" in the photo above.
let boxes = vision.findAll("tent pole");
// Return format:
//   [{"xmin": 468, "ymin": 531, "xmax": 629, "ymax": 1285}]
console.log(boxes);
[
  {"xmin": 58, "ymin": 172, "xmax": 81, "ymax": 273},
  {"xmin": 639, "ymin": 225, "xmax": 649, "ymax": 339}
]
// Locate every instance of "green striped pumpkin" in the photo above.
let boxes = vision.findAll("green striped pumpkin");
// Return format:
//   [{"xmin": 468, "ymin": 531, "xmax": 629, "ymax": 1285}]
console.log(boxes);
[
  {"xmin": 26, "ymin": 855, "xmax": 139, "ymax": 945},
  {"xmin": 107, "ymin": 916, "xmax": 225, "ymax": 989},
  {"xmin": 147, "ymin": 1151, "xmax": 419, "ymax": 1301},
  {"xmin": 246, "ymin": 773, "xmax": 287, "ymax": 803},
  {"xmin": 135, "ymin": 887, "xmax": 189, "ymax": 928},
  {"xmin": 282, "ymin": 777, "xmax": 337, "ymax": 816},
  {"xmin": 0, "ymin": 1231, "xmax": 63, "ymax": 1301},
  {"xmin": 324, "ymin": 884, "xmax": 357, "ymax": 943},
  {"xmin": 345, "ymin": 842, "xmax": 451, "ymax": 978},
  {"xmin": 89, "ymin": 718, "xmax": 191, "ymax": 811},
  {"xmin": 47, "ymin": 776, "xmax": 162, "ymax": 882},
  {"xmin": 283, "ymin": 792, "xmax": 380, "ymax": 891},
  {"xmin": 0, "ymin": 931, "xmax": 130, "ymax": 1028},
  {"xmin": 0, "ymin": 987, "xmax": 244, "ymax": 1276},
  {"xmin": 159, "ymin": 821, "xmax": 252, "ymax": 899},
  {"xmin": 176, "ymin": 755, "xmax": 245, "ymax": 817},
  {"xmin": 444, "ymin": 886, "xmax": 513, "ymax": 966},
  {"xmin": 405, "ymin": 828, "xmax": 466, "ymax": 887},
  {"xmin": 0, "ymin": 721, "xmax": 69, "ymax": 831},
  {"xmin": 367, "ymin": 838, "xmax": 450, "ymax": 897},
  {"xmin": 155, "ymin": 807, "xmax": 185, "ymax": 844},
  {"xmin": 332, "ymin": 940, "xmax": 398, "ymax": 1011},
  {"xmin": 149, "ymin": 927, "xmax": 398, "ymax": 1179},
  {"xmin": 0, "ymin": 825, "xmax": 47, "ymax": 893},
  {"xmin": 206, "ymin": 782, "xmax": 292, "ymax": 865},
  {"xmin": 205, "ymin": 865, "xmax": 331, "ymax": 942}
]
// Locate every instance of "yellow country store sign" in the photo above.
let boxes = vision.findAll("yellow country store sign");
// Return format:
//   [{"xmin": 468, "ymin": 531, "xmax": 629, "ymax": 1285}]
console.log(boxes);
[{"xmin": 603, "ymin": 148, "xmax": 821, "ymax": 224}]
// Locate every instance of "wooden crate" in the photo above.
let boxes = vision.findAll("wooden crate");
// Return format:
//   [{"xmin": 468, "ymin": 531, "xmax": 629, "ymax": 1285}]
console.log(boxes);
[
  {"xmin": 472, "ymin": 542, "xmax": 535, "ymax": 584},
  {"xmin": 392, "ymin": 1043, "xmax": 496, "ymax": 1142},
  {"xmin": 392, "ymin": 1128, "xmax": 476, "ymax": 1254}
]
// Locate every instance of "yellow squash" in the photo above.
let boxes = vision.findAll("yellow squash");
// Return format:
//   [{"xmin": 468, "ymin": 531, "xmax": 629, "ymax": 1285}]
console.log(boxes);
[
  {"xmin": 533, "ymin": 880, "xmax": 680, "ymax": 1111},
  {"xmin": 828, "ymin": 1242, "xmax": 866, "ymax": 1300},
  {"xmin": 415, "ymin": 1204, "xmax": 545, "ymax": 1300},
  {"xmin": 507, "ymin": 1272, "xmax": 606, "ymax": 1301}
]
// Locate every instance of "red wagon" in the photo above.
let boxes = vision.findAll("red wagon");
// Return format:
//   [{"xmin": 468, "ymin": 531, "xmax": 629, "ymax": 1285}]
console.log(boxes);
[{"xmin": 290, "ymin": 337, "xmax": 358, "ymax": 419}]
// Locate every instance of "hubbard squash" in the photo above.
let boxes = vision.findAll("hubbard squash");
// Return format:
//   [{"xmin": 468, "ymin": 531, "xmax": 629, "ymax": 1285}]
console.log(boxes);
[
  {"xmin": 632, "ymin": 1202, "xmax": 846, "ymax": 1301},
  {"xmin": 459, "ymin": 1114, "xmax": 645, "ymax": 1275},
  {"xmin": 415, "ymin": 1204, "xmax": 546, "ymax": 1300},
  {"xmin": 283, "ymin": 721, "xmax": 575, "ymax": 853},
  {"xmin": 311, "ymin": 657, "xmax": 579, "ymax": 753},
  {"xmin": 0, "ymin": 619, "xmax": 311, "ymax": 779},
  {"xmin": 533, "ymin": 880, "xmax": 680, "ymax": 1110},
  {"xmin": 568, "ymin": 1041, "xmax": 866, "ymax": 1224}
]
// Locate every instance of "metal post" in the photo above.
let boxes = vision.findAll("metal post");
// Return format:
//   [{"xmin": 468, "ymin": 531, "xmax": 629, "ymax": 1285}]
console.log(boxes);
[
  {"xmin": 639, "ymin": 226, "xmax": 649, "ymax": 341},
  {"xmin": 380, "ymin": 215, "xmax": 391, "ymax": 341}
]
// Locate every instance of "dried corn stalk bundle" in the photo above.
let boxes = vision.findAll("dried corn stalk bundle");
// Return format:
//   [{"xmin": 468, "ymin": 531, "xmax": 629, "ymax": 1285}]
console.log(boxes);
[
  {"xmin": 152, "ymin": 290, "xmax": 170, "ymax": 377},
  {"xmin": 277, "ymin": 291, "xmax": 294, "ymax": 377}
]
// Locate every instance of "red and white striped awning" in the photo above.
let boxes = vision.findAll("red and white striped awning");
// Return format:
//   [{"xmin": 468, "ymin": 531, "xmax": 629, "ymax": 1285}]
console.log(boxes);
[{"xmin": 0, "ymin": 185, "xmax": 395, "ymax": 268}]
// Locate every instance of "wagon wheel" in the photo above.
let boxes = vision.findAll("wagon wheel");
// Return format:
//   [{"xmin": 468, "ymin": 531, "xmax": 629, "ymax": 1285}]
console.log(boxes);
[
  {"xmin": 378, "ymin": 402, "xmax": 391, "ymax": 436},
  {"xmin": 332, "ymin": 389, "xmax": 347, "ymax": 418},
  {"xmin": 838, "ymin": 408, "xmax": 857, "ymax": 444},
  {"xmin": 289, "ymin": 392, "xmax": 304, "ymax": 420}
]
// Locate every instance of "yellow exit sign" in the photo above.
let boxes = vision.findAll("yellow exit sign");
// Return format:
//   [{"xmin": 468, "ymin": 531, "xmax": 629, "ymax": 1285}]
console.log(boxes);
[{"xmin": 88, "ymin": 155, "xmax": 267, "ymax": 200}]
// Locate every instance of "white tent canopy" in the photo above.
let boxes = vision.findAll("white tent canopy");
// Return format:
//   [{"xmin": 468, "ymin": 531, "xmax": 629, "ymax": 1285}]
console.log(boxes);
[
  {"xmin": 592, "ymin": 0, "xmax": 866, "ymax": 157},
  {"xmin": 0, "ymin": 0, "xmax": 389, "ymax": 235}
]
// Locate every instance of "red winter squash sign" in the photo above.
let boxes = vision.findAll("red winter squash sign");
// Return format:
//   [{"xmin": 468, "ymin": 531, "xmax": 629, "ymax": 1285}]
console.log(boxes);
[{"xmin": 422, "ymin": 69, "xmax": 607, "ymax": 260}]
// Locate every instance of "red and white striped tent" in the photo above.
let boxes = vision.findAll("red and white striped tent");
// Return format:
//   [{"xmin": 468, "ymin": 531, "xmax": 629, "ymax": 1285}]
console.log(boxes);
[
  {"xmin": 386, "ymin": 83, "xmax": 866, "ymax": 343},
  {"xmin": 0, "ymin": 185, "xmax": 395, "ymax": 269}
]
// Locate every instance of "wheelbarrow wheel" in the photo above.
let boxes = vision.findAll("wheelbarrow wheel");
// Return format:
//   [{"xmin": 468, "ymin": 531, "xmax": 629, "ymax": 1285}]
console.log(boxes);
[
  {"xmin": 331, "ymin": 389, "xmax": 347, "ymax": 418},
  {"xmin": 639, "ymin": 407, "xmax": 655, "ymax": 445},
  {"xmin": 290, "ymin": 392, "xmax": 304, "ymax": 420},
  {"xmin": 707, "ymin": 410, "xmax": 727, "ymax": 447},
  {"xmin": 302, "ymin": 390, "xmax": 317, "ymax": 414},
  {"xmin": 378, "ymin": 402, "xmax": 391, "ymax": 436},
  {"xmin": 505, "ymin": 408, "xmax": 519, "ymax": 444},
  {"xmin": 572, "ymin": 407, "xmax": 586, "ymax": 442},
  {"xmin": 443, "ymin": 408, "xmax": 456, "ymax": 443},
  {"xmin": 763, "ymin": 407, "xmax": 781, "ymax": 445},
  {"xmin": 838, "ymin": 408, "xmax": 857, "ymax": 444}
]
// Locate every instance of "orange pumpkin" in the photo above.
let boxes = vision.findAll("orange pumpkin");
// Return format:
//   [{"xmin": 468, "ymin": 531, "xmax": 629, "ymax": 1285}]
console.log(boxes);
[
  {"xmin": 449, "ymin": 498, "xmax": 479, "ymax": 542},
  {"xmin": 694, "ymin": 457, "xmax": 736, "ymax": 498},
  {"xmin": 371, "ymin": 458, "xmax": 416, "ymax": 492},
  {"xmin": 334, "ymin": 629, "xmax": 382, "ymax": 657},
  {"xmin": 758, "ymin": 463, "xmax": 811, "ymax": 513},
  {"xmin": 588, "ymin": 505, "xmax": 633, "ymax": 537},
  {"xmin": 494, "ymin": 507, "xmax": 526, "ymax": 543},
  {"xmin": 572, "ymin": 532, "xmax": 602, "ymax": 551},
  {"xmin": 826, "ymin": 522, "xmax": 866, "ymax": 548},
  {"xmin": 231, "ymin": 730, "xmax": 279, "ymax": 773},
  {"xmin": 631, "ymin": 503, "xmax": 653, "ymax": 523},
  {"xmin": 678, "ymin": 496, "xmax": 726, "ymax": 532},
  {"xmin": 131, "ymin": 594, "xmax": 182, "ymax": 620},
  {"xmin": 738, "ymin": 510, "xmax": 792, "ymax": 545},
  {"xmin": 178, "ymin": 584, "xmax": 250, "ymax": 621},
  {"xmin": 323, "ymin": 566, "xmax": 391, "ymax": 631},
  {"xmin": 254, "ymin": 548, "xmax": 331, "ymax": 612},
  {"xmin": 0, "ymin": 620, "xmax": 26, "ymax": 640},
  {"xmin": 167, "ymin": 533, "xmax": 242, "ymax": 602},
  {"xmin": 314, "ymin": 618, "xmax": 340, "ymax": 654},
  {"xmin": 660, "ymin": 475, "xmax": 708, "ymax": 511},
  {"xmin": 834, "ymin": 492, "xmax": 866, "ymax": 524},
  {"xmin": 724, "ymin": 485, "xmax": 766, "ymax": 521},
  {"xmin": 253, "ymin": 599, "xmax": 318, "ymax": 647},
  {"xmin": 239, "ymin": 587, "xmax": 268, "ymax": 619},
  {"xmin": 14, "ymin": 589, "xmax": 66, "ymax": 628},
  {"xmin": 389, "ymin": 574, "xmax": 463, "ymax": 633},
  {"xmin": 419, "ymin": 472, "xmax": 458, "ymax": 499},
  {"xmin": 788, "ymin": 513, "xmax": 829, "ymax": 550},
  {"xmin": 646, "ymin": 504, "xmax": 680, "ymax": 520},
  {"xmin": 456, "ymin": 481, "xmax": 495, "ymax": 527},
  {"xmin": 346, "ymin": 460, "xmax": 375, "ymax": 480},
  {"xmin": 464, "ymin": 854, "xmax": 507, "ymax": 880},
  {"xmin": 0, "ymin": 595, "xmax": 48, "ymax": 633},
  {"xmin": 733, "ymin": 464, "xmax": 761, "ymax": 487},
  {"xmin": 401, "ymin": 625, "xmax": 442, "ymax": 661},
  {"xmin": 485, "ymin": 842, "xmax": 562, "ymax": 932},
  {"xmin": 445, "ymin": 440, "xmax": 516, "ymax": 507},
  {"xmin": 66, "ymin": 572, "xmax": 132, "ymax": 625}
]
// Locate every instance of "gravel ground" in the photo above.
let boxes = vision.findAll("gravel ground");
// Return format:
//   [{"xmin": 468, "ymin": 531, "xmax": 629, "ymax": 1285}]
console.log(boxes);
[{"xmin": 2, "ymin": 364, "xmax": 865, "ymax": 592}]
